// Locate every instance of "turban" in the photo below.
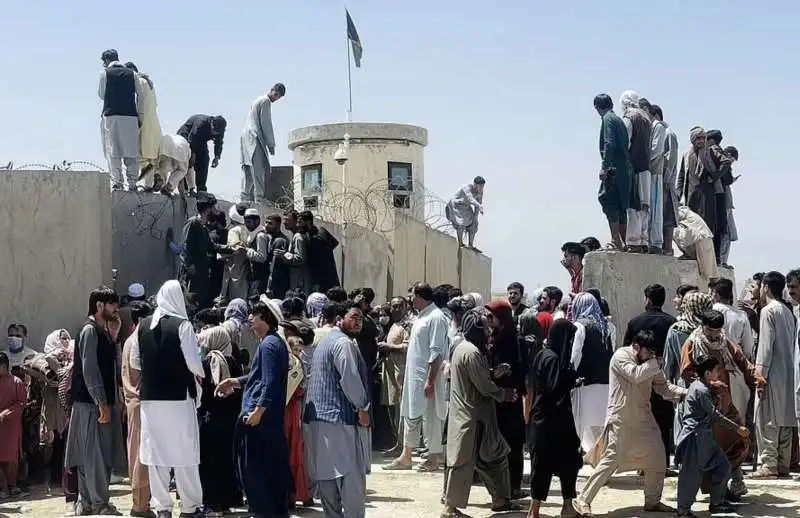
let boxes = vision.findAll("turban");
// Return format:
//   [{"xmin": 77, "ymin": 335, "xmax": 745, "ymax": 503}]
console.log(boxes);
[
  {"xmin": 619, "ymin": 90, "xmax": 640, "ymax": 111},
  {"xmin": 689, "ymin": 126, "xmax": 706, "ymax": 142}
]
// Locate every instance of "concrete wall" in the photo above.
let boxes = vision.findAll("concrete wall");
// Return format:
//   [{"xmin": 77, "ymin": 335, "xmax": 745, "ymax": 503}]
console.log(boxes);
[
  {"xmin": 112, "ymin": 191, "xmax": 184, "ymax": 295},
  {"xmin": 288, "ymin": 123, "xmax": 428, "ymax": 231},
  {"xmin": 460, "ymin": 248, "xmax": 493, "ymax": 300},
  {"xmin": 0, "ymin": 170, "xmax": 112, "ymax": 351},
  {"xmin": 388, "ymin": 213, "xmax": 492, "ymax": 301},
  {"xmin": 584, "ymin": 251, "xmax": 735, "ymax": 346}
]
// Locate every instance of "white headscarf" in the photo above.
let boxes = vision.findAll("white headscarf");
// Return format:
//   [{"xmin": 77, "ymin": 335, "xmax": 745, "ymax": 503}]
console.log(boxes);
[
  {"xmin": 228, "ymin": 204, "xmax": 244, "ymax": 225},
  {"xmin": 619, "ymin": 90, "xmax": 640, "ymax": 112},
  {"xmin": 466, "ymin": 292, "xmax": 484, "ymax": 307},
  {"xmin": 44, "ymin": 329, "xmax": 71, "ymax": 360},
  {"xmin": 151, "ymin": 280, "xmax": 189, "ymax": 329}
]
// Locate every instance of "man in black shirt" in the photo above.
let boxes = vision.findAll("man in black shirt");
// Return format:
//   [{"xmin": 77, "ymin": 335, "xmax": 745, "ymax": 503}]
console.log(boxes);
[
  {"xmin": 623, "ymin": 284, "xmax": 677, "ymax": 471},
  {"xmin": 506, "ymin": 281, "xmax": 529, "ymax": 323},
  {"xmin": 177, "ymin": 115, "xmax": 227, "ymax": 192}
]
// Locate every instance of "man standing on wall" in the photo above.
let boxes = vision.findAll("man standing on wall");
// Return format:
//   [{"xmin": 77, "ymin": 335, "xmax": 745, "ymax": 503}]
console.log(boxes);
[
  {"xmin": 99, "ymin": 49, "xmax": 140, "ymax": 191},
  {"xmin": 446, "ymin": 176, "xmax": 486, "ymax": 251},
  {"xmin": 593, "ymin": 93, "xmax": 631, "ymax": 250},
  {"xmin": 177, "ymin": 114, "xmax": 227, "ymax": 192},
  {"xmin": 240, "ymin": 83, "xmax": 286, "ymax": 204},
  {"xmin": 619, "ymin": 90, "xmax": 651, "ymax": 253}
]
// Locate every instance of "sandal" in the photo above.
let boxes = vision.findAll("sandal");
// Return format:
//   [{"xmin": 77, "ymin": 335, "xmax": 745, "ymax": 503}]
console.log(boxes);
[
  {"xmin": 382, "ymin": 459, "xmax": 413, "ymax": 471},
  {"xmin": 747, "ymin": 466, "xmax": 778, "ymax": 479},
  {"xmin": 603, "ymin": 242, "xmax": 622, "ymax": 251}
]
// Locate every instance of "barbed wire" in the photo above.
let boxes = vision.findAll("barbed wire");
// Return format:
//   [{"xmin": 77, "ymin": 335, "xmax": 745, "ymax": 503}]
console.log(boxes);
[
  {"xmin": 1, "ymin": 160, "xmax": 457, "ymax": 238},
  {"xmin": 275, "ymin": 176, "xmax": 454, "ymax": 239},
  {"xmin": 0, "ymin": 160, "xmax": 108, "ymax": 171}
]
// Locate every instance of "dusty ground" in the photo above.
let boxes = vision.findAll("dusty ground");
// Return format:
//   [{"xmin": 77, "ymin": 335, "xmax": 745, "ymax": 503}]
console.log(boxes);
[{"xmin": 2, "ymin": 457, "xmax": 798, "ymax": 517}]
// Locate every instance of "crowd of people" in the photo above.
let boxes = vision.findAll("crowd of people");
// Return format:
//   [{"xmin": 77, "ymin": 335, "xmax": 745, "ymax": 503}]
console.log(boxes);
[
  {"xmin": 98, "ymin": 48, "xmax": 284, "ymax": 203},
  {"xmin": 2, "ymin": 216, "xmax": 800, "ymax": 518},
  {"xmin": 594, "ymin": 90, "xmax": 740, "ymax": 269}
]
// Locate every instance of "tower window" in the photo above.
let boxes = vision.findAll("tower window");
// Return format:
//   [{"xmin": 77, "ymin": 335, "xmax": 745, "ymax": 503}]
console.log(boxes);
[
  {"xmin": 301, "ymin": 164, "xmax": 322, "ymax": 193},
  {"xmin": 387, "ymin": 162, "xmax": 413, "ymax": 191}
]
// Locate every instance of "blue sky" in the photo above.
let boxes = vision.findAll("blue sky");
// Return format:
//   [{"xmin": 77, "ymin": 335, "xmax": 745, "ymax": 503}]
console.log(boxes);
[{"xmin": 2, "ymin": 1, "xmax": 797, "ymax": 294}]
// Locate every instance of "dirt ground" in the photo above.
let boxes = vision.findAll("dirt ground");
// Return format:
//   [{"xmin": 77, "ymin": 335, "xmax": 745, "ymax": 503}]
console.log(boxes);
[{"xmin": 2, "ymin": 457, "xmax": 799, "ymax": 517}]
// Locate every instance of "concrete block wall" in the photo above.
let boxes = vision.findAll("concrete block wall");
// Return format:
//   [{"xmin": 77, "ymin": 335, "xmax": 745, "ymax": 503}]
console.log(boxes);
[
  {"xmin": 583, "ymin": 251, "xmax": 735, "ymax": 347},
  {"xmin": 0, "ymin": 170, "xmax": 112, "ymax": 350}
]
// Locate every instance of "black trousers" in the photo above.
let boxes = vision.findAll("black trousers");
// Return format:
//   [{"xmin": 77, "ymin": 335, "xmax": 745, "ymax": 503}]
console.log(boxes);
[
  {"xmin": 497, "ymin": 400, "xmax": 525, "ymax": 492},
  {"xmin": 650, "ymin": 391, "xmax": 675, "ymax": 466},
  {"xmin": 712, "ymin": 193, "xmax": 728, "ymax": 264},
  {"xmin": 191, "ymin": 148, "xmax": 210, "ymax": 191},
  {"xmin": 530, "ymin": 454, "xmax": 579, "ymax": 501}
]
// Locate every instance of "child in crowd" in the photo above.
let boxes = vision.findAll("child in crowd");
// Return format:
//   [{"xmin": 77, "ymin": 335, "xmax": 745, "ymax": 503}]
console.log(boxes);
[{"xmin": 675, "ymin": 356, "xmax": 749, "ymax": 517}]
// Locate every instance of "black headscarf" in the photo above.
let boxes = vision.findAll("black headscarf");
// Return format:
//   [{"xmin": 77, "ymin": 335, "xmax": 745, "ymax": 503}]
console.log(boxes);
[
  {"xmin": 461, "ymin": 308, "xmax": 488, "ymax": 352},
  {"xmin": 546, "ymin": 319, "xmax": 577, "ymax": 375}
]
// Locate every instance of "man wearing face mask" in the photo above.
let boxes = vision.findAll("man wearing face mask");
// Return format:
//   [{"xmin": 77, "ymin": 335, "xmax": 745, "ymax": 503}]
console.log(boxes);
[
  {"xmin": 378, "ymin": 297, "xmax": 412, "ymax": 457},
  {"xmin": 5, "ymin": 324, "xmax": 36, "ymax": 373},
  {"xmin": 64, "ymin": 287, "xmax": 126, "ymax": 516},
  {"xmin": 573, "ymin": 330, "xmax": 688, "ymax": 517},
  {"xmin": 5, "ymin": 324, "xmax": 36, "ymax": 495}
]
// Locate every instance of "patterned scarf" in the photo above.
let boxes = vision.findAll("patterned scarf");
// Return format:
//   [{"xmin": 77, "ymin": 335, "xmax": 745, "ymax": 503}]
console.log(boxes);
[
  {"xmin": 688, "ymin": 326, "xmax": 736, "ymax": 372},
  {"xmin": 571, "ymin": 292, "xmax": 608, "ymax": 338},
  {"xmin": 673, "ymin": 292, "xmax": 713, "ymax": 335}
]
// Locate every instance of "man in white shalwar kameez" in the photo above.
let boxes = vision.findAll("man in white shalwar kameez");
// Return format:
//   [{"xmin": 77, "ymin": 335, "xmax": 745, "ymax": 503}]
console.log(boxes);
[
  {"xmin": 445, "ymin": 176, "xmax": 486, "ymax": 250},
  {"xmin": 386, "ymin": 282, "xmax": 449, "ymax": 471},
  {"xmin": 99, "ymin": 49, "xmax": 140, "ymax": 191},
  {"xmin": 240, "ymin": 83, "xmax": 285, "ymax": 204},
  {"xmin": 642, "ymin": 99, "xmax": 666, "ymax": 252},
  {"xmin": 124, "ymin": 62, "xmax": 162, "ymax": 186},
  {"xmin": 131, "ymin": 280, "xmax": 205, "ymax": 516},
  {"xmin": 573, "ymin": 331, "xmax": 686, "ymax": 517}
]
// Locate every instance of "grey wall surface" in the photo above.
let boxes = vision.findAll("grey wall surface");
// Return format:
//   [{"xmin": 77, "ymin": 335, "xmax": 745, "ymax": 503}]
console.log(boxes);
[
  {"xmin": 584, "ymin": 251, "xmax": 735, "ymax": 347},
  {"xmin": 112, "ymin": 191, "xmax": 185, "ymax": 296},
  {"xmin": 0, "ymin": 170, "xmax": 112, "ymax": 351}
]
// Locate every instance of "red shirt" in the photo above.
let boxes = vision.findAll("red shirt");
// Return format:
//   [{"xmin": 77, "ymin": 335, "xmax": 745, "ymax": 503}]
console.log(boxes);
[
  {"xmin": 536, "ymin": 311, "xmax": 553, "ymax": 338},
  {"xmin": 570, "ymin": 265, "xmax": 583, "ymax": 295}
]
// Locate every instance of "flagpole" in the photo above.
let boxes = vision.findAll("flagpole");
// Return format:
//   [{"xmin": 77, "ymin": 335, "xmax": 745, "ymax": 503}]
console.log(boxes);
[{"xmin": 346, "ymin": 6, "xmax": 353, "ymax": 122}]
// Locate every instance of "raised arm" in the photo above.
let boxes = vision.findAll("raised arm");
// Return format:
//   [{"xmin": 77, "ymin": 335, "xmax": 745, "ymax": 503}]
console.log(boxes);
[{"xmin": 611, "ymin": 352, "xmax": 661, "ymax": 385}]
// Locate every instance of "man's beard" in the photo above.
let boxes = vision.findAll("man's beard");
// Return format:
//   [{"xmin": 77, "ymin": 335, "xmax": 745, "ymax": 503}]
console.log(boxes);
[
  {"xmin": 341, "ymin": 328, "xmax": 359, "ymax": 338},
  {"xmin": 101, "ymin": 308, "xmax": 116, "ymax": 321}
]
